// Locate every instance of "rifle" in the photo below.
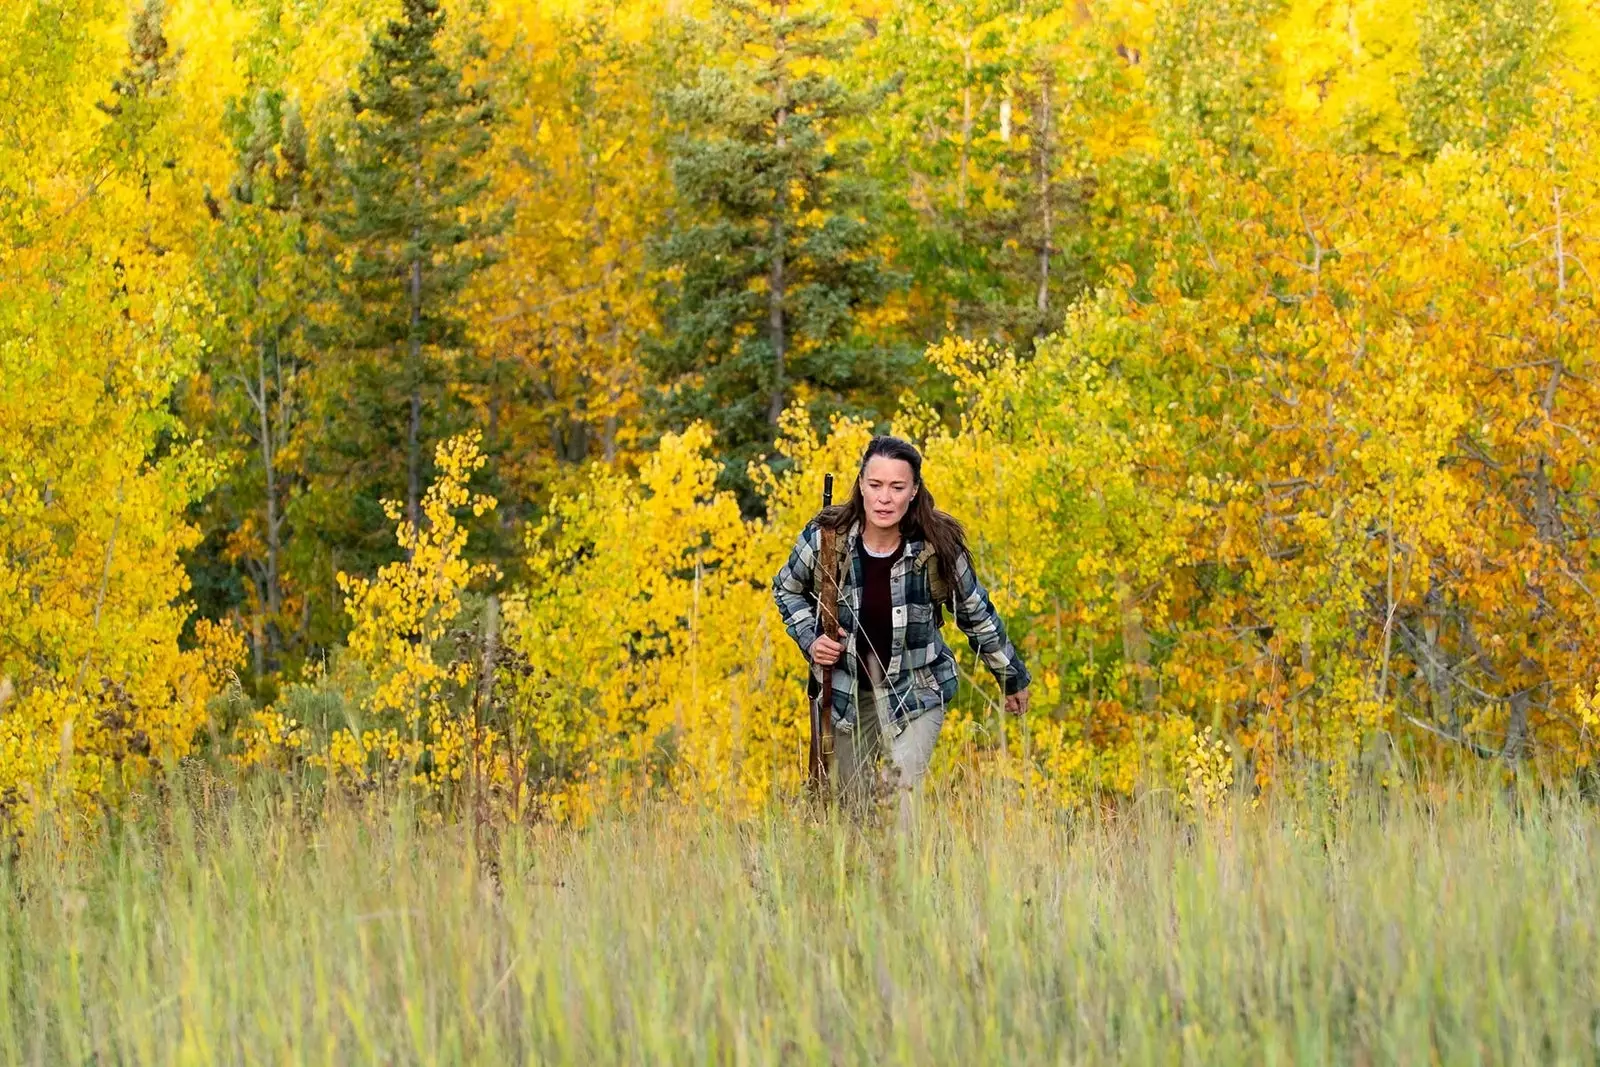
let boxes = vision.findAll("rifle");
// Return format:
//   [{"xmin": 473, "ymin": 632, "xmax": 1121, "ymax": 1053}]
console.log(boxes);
[{"xmin": 808, "ymin": 474, "xmax": 839, "ymax": 793}]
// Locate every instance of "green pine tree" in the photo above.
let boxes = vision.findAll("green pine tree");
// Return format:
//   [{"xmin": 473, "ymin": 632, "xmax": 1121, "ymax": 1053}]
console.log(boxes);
[
  {"xmin": 310, "ymin": 0, "xmax": 505, "ymax": 567},
  {"xmin": 650, "ymin": 0, "xmax": 904, "ymax": 501},
  {"xmin": 95, "ymin": 0, "xmax": 181, "ymax": 180}
]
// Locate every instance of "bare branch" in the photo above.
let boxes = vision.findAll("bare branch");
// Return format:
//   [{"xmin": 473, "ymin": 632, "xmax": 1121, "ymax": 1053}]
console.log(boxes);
[{"xmin": 1402, "ymin": 713, "xmax": 1501, "ymax": 759}]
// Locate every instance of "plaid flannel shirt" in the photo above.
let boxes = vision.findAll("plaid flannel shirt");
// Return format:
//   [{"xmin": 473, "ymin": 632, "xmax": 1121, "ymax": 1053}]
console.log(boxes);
[{"xmin": 771, "ymin": 520, "xmax": 1031, "ymax": 735}]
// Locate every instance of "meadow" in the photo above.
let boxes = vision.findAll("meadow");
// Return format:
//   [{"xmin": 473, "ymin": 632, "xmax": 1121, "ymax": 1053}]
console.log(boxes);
[
  {"xmin": 3, "ymin": 772, "xmax": 1597, "ymax": 1065},
  {"xmin": 6, "ymin": 1, "xmax": 1600, "ymax": 1060}
]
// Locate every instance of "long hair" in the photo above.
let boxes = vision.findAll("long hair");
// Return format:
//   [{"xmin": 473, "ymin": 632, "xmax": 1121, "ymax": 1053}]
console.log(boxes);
[{"xmin": 816, "ymin": 435, "xmax": 970, "ymax": 582}]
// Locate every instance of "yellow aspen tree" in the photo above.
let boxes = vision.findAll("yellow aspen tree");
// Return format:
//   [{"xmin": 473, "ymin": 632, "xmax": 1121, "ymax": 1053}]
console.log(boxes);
[
  {"xmin": 0, "ymin": 0, "xmax": 218, "ymax": 830},
  {"xmin": 470, "ymin": 0, "xmax": 668, "ymax": 509}
]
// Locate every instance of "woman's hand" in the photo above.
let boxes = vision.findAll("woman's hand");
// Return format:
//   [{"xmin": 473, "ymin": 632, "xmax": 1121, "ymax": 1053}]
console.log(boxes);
[
  {"xmin": 1004, "ymin": 687, "xmax": 1031, "ymax": 716},
  {"xmin": 809, "ymin": 634, "xmax": 844, "ymax": 667}
]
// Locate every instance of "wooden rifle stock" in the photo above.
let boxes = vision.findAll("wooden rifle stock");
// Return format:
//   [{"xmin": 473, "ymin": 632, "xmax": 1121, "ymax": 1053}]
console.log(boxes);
[{"xmin": 808, "ymin": 474, "xmax": 838, "ymax": 792}]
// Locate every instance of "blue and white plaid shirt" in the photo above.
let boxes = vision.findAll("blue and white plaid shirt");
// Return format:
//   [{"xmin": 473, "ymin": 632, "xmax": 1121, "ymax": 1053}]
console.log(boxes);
[{"xmin": 771, "ymin": 520, "xmax": 1031, "ymax": 734}]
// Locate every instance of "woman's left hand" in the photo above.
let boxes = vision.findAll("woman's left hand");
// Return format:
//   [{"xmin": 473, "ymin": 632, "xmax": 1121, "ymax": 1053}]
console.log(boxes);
[{"xmin": 1004, "ymin": 688, "xmax": 1031, "ymax": 716}]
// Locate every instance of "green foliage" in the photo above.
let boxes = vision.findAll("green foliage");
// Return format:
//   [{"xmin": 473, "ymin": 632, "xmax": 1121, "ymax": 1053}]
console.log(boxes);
[
  {"xmin": 1403, "ymin": 0, "xmax": 1558, "ymax": 154},
  {"xmin": 303, "ymin": 0, "xmax": 508, "ymax": 607},
  {"xmin": 184, "ymin": 86, "xmax": 317, "ymax": 686},
  {"xmin": 94, "ymin": 0, "xmax": 183, "ymax": 171},
  {"xmin": 866, "ymin": 0, "xmax": 1103, "ymax": 347},
  {"xmin": 649, "ymin": 0, "xmax": 906, "ymax": 500},
  {"xmin": 1149, "ymin": 0, "xmax": 1284, "ymax": 164}
]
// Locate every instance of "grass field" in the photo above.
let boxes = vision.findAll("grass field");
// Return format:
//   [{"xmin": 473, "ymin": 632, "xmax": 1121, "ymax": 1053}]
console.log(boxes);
[{"xmin": 2, "ymin": 775, "xmax": 1597, "ymax": 1065}]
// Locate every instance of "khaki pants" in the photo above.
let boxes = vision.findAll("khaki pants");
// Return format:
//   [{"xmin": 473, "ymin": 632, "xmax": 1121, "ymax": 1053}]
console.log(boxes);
[{"xmin": 834, "ymin": 654, "xmax": 945, "ymax": 823}]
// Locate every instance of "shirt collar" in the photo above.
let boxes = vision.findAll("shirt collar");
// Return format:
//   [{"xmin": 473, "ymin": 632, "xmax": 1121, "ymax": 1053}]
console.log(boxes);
[{"xmin": 846, "ymin": 520, "xmax": 924, "ymax": 560}]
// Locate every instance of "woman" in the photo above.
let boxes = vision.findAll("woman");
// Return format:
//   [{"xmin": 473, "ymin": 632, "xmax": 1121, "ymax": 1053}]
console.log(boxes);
[{"xmin": 771, "ymin": 435, "xmax": 1031, "ymax": 807}]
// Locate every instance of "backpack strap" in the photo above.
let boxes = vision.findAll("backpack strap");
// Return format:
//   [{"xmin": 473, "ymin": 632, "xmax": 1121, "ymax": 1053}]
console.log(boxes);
[
  {"xmin": 915, "ymin": 543, "xmax": 952, "ymax": 608},
  {"xmin": 913, "ymin": 543, "xmax": 954, "ymax": 629}
]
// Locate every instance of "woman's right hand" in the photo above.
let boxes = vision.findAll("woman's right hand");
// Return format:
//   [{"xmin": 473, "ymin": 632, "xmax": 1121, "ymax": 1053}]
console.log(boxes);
[{"xmin": 809, "ymin": 634, "xmax": 844, "ymax": 667}]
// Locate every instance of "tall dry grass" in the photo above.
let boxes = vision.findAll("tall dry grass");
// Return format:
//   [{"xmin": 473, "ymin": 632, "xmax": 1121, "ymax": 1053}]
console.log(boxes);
[{"xmin": 1, "ymin": 772, "xmax": 1596, "ymax": 1064}]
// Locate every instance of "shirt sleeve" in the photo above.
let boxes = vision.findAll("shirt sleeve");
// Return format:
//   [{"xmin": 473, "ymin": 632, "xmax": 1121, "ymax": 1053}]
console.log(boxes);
[
  {"xmin": 771, "ymin": 522, "xmax": 823, "ymax": 659},
  {"xmin": 950, "ymin": 549, "xmax": 1032, "ymax": 696}
]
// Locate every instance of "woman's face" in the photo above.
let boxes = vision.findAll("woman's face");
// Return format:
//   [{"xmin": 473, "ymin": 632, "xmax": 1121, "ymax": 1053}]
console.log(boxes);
[{"xmin": 860, "ymin": 456, "xmax": 917, "ymax": 533}]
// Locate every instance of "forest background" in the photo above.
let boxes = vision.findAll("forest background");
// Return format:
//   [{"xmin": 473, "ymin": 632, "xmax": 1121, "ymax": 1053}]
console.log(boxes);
[{"xmin": 3, "ymin": 0, "xmax": 1600, "ymax": 831}]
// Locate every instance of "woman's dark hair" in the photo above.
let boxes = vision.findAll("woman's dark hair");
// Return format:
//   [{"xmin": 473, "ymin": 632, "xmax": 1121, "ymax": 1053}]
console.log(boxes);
[{"xmin": 816, "ymin": 435, "xmax": 969, "ymax": 582}]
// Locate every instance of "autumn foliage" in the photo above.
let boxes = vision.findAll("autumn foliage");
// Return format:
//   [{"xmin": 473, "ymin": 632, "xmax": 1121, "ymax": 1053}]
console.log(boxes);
[{"xmin": 3, "ymin": 0, "xmax": 1599, "ymax": 829}]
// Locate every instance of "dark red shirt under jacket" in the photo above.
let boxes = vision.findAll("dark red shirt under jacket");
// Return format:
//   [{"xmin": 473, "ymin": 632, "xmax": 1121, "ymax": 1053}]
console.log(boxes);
[{"xmin": 854, "ymin": 539, "xmax": 903, "ymax": 680}]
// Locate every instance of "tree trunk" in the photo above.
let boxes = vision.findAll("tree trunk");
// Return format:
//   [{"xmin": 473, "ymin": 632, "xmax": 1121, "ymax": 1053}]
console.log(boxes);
[
  {"xmin": 407, "ymin": 256, "xmax": 424, "ymax": 540},
  {"xmin": 602, "ymin": 322, "xmax": 622, "ymax": 463},
  {"xmin": 1118, "ymin": 579, "xmax": 1156, "ymax": 711},
  {"xmin": 1419, "ymin": 583, "xmax": 1456, "ymax": 730},
  {"xmin": 1503, "ymin": 689, "xmax": 1531, "ymax": 762},
  {"xmin": 256, "ymin": 342, "xmax": 283, "ymax": 668},
  {"xmin": 241, "ymin": 316, "xmax": 286, "ymax": 673},
  {"xmin": 767, "ymin": 4, "xmax": 789, "ymax": 427},
  {"xmin": 958, "ymin": 35, "xmax": 973, "ymax": 209},
  {"xmin": 477, "ymin": 593, "xmax": 500, "ymax": 713},
  {"xmin": 250, "ymin": 611, "xmax": 265, "ymax": 684},
  {"xmin": 1034, "ymin": 69, "xmax": 1054, "ymax": 318}
]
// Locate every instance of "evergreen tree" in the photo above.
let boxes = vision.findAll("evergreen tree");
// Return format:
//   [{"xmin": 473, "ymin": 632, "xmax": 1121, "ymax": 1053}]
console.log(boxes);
[
  {"xmin": 310, "ymin": 0, "xmax": 505, "ymax": 568},
  {"xmin": 95, "ymin": 0, "xmax": 180, "ymax": 182},
  {"xmin": 650, "ymin": 0, "xmax": 903, "ymax": 497}
]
